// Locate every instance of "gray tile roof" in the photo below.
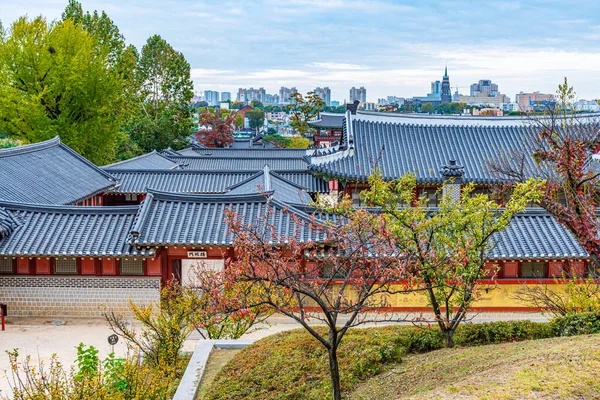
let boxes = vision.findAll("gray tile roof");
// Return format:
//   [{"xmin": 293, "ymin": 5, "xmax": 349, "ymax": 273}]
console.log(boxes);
[
  {"xmin": 273, "ymin": 171, "xmax": 329, "ymax": 193},
  {"xmin": 308, "ymin": 112, "xmax": 345, "ymax": 129},
  {"xmin": 0, "ymin": 207, "xmax": 20, "ymax": 239},
  {"xmin": 353, "ymin": 110, "xmax": 600, "ymax": 127},
  {"xmin": 0, "ymin": 202, "xmax": 148, "ymax": 257},
  {"xmin": 227, "ymin": 166, "xmax": 312, "ymax": 204},
  {"xmin": 109, "ymin": 169, "xmax": 328, "ymax": 195},
  {"xmin": 104, "ymin": 150, "xmax": 180, "ymax": 170},
  {"xmin": 0, "ymin": 137, "xmax": 118, "ymax": 205},
  {"xmin": 310, "ymin": 115, "xmax": 542, "ymax": 183},
  {"xmin": 108, "ymin": 170, "xmax": 257, "ymax": 194},
  {"xmin": 490, "ymin": 211, "xmax": 588, "ymax": 260},
  {"xmin": 129, "ymin": 191, "xmax": 323, "ymax": 247},
  {"xmin": 182, "ymin": 147, "xmax": 309, "ymax": 158},
  {"xmin": 165, "ymin": 156, "xmax": 310, "ymax": 171}
]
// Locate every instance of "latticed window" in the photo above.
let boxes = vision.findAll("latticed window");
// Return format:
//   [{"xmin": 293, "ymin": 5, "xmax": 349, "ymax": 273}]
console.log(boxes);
[
  {"xmin": 53, "ymin": 258, "xmax": 78, "ymax": 274},
  {"xmin": 120, "ymin": 258, "xmax": 144, "ymax": 275},
  {"xmin": 520, "ymin": 262, "xmax": 547, "ymax": 278},
  {"xmin": 0, "ymin": 256, "xmax": 14, "ymax": 274},
  {"xmin": 418, "ymin": 189, "xmax": 440, "ymax": 207}
]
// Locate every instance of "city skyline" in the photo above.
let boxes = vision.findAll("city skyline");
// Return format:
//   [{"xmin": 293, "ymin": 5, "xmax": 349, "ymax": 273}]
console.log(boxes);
[{"xmin": 3, "ymin": 0, "xmax": 600, "ymax": 100}]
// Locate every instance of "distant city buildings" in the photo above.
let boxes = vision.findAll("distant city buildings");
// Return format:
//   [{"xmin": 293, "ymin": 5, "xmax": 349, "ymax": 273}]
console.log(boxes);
[
  {"xmin": 515, "ymin": 91, "xmax": 554, "ymax": 112},
  {"xmin": 278, "ymin": 86, "xmax": 298, "ymax": 105},
  {"xmin": 459, "ymin": 93, "xmax": 510, "ymax": 108},
  {"xmin": 502, "ymin": 103, "xmax": 520, "ymax": 113},
  {"xmin": 470, "ymin": 80, "xmax": 498, "ymax": 97},
  {"xmin": 378, "ymin": 96, "xmax": 405, "ymax": 106},
  {"xmin": 431, "ymin": 81, "xmax": 441, "ymax": 96},
  {"xmin": 574, "ymin": 99, "xmax": 600, "ymax": 112},
  {"xmin": 236, "ymin": 87, "xmax": 280, "ymax": 105},
  {"xmin": 349, "ymin": 87, "xmax": 367, "ymax": 103},
  {"xmin": 221, "ymin": 92, "xmax": 231, "ymax": 102},
  {"xmin": 314, "ymin": 87, "xmax": 331, "ymax": 106},
  {"xmin": 204, "ymin": 90, "xmax": 220, "ymax": 106},
  {"xmin": 360, "ymin": 101, "xmax": 376, "ymax": 111},
  {"xmin": 412, "ymin": 68, "xmax": 450, "ymax": 105},
  {"xmin": 330, "ymin": 100, "xmax": 340, "ymax": 107}
]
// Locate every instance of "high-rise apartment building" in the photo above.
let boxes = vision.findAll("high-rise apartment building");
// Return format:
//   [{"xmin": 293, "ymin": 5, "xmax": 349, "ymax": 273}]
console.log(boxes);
[
  {"xmin": 470, "ymin": 80, "xmax": 499, "ymax": 97},
  {"xmin": 237, "ymin": 88, "xmax": 247, "ymax": 103},
  {"xmin": 204, "ymin": 90, "xmax": 220, "ymax": 106},
  {"xmin": 221, "ymin": 92, "xmax": 231, "ymax": 102},
  {"xmin": 349, "ymin": 87, "xmax": 366, "ymax": 103},
  {"xmin": 314, "ymin": 87, "xmax": 331, "ymax": 106},
  {"xmin": 279, "ymin": 86, "xmax": 298, "ymax": 104}
]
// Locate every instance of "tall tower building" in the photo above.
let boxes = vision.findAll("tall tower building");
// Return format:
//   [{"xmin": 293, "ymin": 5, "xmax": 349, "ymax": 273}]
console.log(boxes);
[{"xmin": 440, "ymin": 67, "xmax": 451, "ymax": 104}]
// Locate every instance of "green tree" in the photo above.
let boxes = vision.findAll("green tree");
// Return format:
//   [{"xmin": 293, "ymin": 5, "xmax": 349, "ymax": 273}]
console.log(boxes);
[
  {"xmin": 361, "ymin": 172, "xmax": 543, "ymax": 347},
  {"xmin": 124, "ymin": 34, "xmax": 194, "ymax": 152},
  {"xmin": 288, "ymin": 136, "xmax": 309, "ymax": 148},
  {"xmin": 262, "ymin": 134, "xmax": 290, "ymax": 148},
  {"xmin": 246, "ymin": 109, "xmax": 265, "ymax": 132},
  {"xmin": 0, "ymin": 17, "xmax": 128, "ymax": 164},
  {"xmin": 420, "ymin": 102, "xmax": 433, "ymax": 113},
  {"xmin": 288, "ymin": 91, "xmax": 325, "ymax": 137},
  {"xmin": 234, "ymin": 113, "xmax": 244, "ymax": 131}
]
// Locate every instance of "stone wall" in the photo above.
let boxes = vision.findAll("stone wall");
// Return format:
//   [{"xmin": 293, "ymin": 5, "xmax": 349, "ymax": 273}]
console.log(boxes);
[{"xmin": 0, "ymin": 276, "xmax": 161, "ymax": 317}]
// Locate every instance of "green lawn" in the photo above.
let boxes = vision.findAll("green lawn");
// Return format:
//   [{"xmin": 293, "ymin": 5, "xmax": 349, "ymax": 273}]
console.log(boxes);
[
  {"xmin": 351, "ymin": 334, "xmax": 600, "ymax": 399},
  {"xmin": 196, "ymin": 349, "xmax": 241, "ymax": 400},
  {"xmin": 203, "ymin": 322, "xmax": 600, "ymax": 399}
]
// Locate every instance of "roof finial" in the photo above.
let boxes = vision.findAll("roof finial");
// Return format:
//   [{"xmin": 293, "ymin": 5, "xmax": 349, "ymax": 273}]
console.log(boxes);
[
  {"xmin": 440, "ymin": 159, "xmax": 464, "ymax": 180},
  {"xmin": 444, "ymin": 64, "xmax": 448, "ymax": 77},
  {"xmin": 263, "ymin": 165, "xmax": 271, "ymax": 192}
]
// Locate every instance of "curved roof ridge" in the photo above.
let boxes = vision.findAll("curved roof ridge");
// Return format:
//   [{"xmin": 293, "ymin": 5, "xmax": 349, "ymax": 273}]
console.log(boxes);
[
  {"xmin": 103, "ymin": 150, "xmax": 178, "ymax": 169},
  {"xmin": 146, "ymin": 189, "xmax": 272, "ymax": 203},
  {"xmin": 0, "ymin": 201, "xmax": 139, "ymax": 214},
  {"xmin": 0, "ymin": 136, "xmax": 60, "ymax": 157}
]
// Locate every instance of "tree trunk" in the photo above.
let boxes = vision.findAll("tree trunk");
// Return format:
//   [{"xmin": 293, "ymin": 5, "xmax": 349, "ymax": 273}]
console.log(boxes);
[
  {"xmin": 328, "ymin": 347, "xmax": 342, "ymax": 400},
  {"xmin": 443, "ymin": 329, "xmax": 455, "ymax": 348}
]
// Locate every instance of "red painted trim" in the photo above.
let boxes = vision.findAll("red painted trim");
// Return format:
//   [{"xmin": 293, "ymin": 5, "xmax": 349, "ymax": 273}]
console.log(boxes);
[{"xmin": 292, "ymin": 306, "xmax": 544, "ymax": 312}]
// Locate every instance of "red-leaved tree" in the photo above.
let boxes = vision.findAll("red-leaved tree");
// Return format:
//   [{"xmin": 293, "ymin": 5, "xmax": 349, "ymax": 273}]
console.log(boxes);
[
  {"xmin": 200, "ymin": 204, "xmax": 414, "ymax": 400},
  {"xmin": 488, "ymin": 78, "xmax": 600, "ymax": 273},
  {"xmin": 196, "ymin": 110, "xmax": 235, "ymax": 148}
]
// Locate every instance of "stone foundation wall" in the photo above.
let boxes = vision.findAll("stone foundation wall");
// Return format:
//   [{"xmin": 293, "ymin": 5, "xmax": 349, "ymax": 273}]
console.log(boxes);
[{"xmin": 0, "ymin": 276, "xmax": 161, "ymax": 317}]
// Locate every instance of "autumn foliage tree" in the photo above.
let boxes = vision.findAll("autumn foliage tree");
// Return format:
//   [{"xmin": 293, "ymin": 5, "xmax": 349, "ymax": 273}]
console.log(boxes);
[
  {"xmin": 202, "ymin": 204, "xmax": 414, "ymax": 400},
  {"xmin": 196, "ymin": 110, "xmax": 235, "ymax": 148},
  {"xmin": 488, "ymin": 78, "xmax": 600, "ymax": 273}
]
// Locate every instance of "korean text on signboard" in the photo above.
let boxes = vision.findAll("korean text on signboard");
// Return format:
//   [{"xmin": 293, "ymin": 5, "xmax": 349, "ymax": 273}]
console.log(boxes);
[{"xmin": 187, "ymin": 251, "xmax": 208, "ymax": 258}]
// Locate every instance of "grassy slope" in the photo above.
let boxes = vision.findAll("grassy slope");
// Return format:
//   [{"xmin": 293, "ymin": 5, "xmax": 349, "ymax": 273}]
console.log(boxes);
[
  {"xmin": 351, "ymin": 334, "xmax": 600, "ymax": 399},
  {"xmin": 196, "ymin": 349, "xmax": 241, "ymax": 400}
]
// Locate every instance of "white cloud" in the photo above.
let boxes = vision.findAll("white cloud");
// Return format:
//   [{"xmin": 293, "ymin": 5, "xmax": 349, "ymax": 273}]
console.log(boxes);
[{"xmin": 308, "ymin": 62, "xmax": 369, "ymax": 70}]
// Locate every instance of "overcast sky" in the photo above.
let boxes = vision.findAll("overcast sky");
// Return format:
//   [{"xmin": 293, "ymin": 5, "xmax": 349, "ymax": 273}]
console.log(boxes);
[{"xmin": 2, "ymin": 0, "xmax": 600, "ymax": 102}]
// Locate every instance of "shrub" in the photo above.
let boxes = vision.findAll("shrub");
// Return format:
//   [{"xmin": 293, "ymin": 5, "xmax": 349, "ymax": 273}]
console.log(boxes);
[
  {"xmin": 454, "ymin": 320, "xmax": 552, "ymax": 346},
  {"xmin": 5, "ymin": 344, "xmax": 178, "ymax": 400},
  {"xmin": 393, "ymin": 326, "xmax": 445, "ymax": 353},
  {"xmin": 550, "ymin": 312, "xmax": 600, "ymax": 336}
]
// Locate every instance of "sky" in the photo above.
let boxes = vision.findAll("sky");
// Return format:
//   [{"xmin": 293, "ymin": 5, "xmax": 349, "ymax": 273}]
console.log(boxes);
[{"xmin": 2, "ymin": 0, "xmax": 600, "ymax": 102}]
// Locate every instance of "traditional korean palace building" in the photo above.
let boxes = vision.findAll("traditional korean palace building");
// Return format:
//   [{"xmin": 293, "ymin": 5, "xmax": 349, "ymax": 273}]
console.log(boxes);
[{"xmin": 1, "ymin": 109, "xmax": 599, "ymax": 316}]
